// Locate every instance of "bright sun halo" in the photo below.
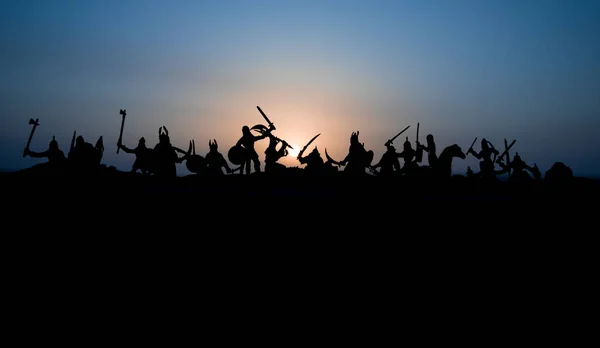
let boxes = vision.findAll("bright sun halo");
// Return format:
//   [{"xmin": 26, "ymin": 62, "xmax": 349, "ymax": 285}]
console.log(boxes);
[{"xmin": 288, "ymin": 144, "xmax": 299, "ymax": 158}]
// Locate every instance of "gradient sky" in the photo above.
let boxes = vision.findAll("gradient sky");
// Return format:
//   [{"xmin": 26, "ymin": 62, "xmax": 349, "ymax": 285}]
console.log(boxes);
[{"xmin": 1, "ymin": 0, "xmax": 599, "ymax": 177}]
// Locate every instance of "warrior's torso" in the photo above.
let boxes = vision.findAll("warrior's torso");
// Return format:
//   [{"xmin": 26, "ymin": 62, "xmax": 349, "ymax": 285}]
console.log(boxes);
[
  {"xmin": 205, "ymin": 151, "xmax": 226, "ymax": 168},
  {"xmin": 154, "ymin": 143, "xmax": 177, "ymax": 158},
  {"xmin": 379, "ymin": 151, "xmax": 400, "ymax": 171},
  {"xmin": 48, "ymin": 149, "xmax": 66, "ymax": 163},
  {"xmin": 239, "ymin": 134, "xmax": 258, "ymax": 152},
  {"xmin": 300, "ymin": 152, "xmax": 324, "ymax": 168},
  {"xmin": 69, "ymin": 142, "xmax": 98, "ymax": 166}
]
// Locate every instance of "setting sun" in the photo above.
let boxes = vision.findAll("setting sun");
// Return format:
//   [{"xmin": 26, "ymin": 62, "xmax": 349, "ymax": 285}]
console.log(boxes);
[{"xmin": 287, "ymin": 144, "xmax": 299, "ymax": 158}]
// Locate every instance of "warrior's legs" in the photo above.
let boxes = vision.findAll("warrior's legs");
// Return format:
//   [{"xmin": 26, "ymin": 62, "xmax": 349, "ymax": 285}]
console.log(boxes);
[
  {"xmin": 253, "ymin": 158, "xmax": 261, "ymax": 173},
  {"xmin": 244, "ymin": 159, "xmax": 251, "ymax": 175},
  {"xmin": 248, "ymin": 151, "xmax": 261, "ymax": 173}
]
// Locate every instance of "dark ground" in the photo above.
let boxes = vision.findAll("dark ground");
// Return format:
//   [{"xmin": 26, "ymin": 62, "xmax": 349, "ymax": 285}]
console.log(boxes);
[
  {"xmin": 2, "ymin": 166, "xmax": 597, "ymax": 321},
  {"xmin": 2, "ymin": 165, "xmax": 598, "ymax": 219}
]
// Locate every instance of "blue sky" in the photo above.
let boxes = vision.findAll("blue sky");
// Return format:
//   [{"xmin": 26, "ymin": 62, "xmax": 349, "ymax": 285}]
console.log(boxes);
[{"xmin": 1, "ymin": 0, "xmax": 599, "ymax": 176}]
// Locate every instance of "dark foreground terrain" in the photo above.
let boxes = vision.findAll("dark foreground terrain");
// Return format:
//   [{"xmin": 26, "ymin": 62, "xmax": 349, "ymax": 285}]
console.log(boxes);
[
  {"xmin": 2, "ymin": 165, "xmax": 597, "ymax": 316},
  {"xmin": 2, "ymin": 164, "xmax": 598, "ymax": 217}
]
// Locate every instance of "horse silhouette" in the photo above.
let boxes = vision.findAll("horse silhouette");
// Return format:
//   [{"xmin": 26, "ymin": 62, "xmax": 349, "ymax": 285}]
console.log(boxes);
[{"xmin": 415, "ymin": 144, "xmax": 466, "ymax": 178}]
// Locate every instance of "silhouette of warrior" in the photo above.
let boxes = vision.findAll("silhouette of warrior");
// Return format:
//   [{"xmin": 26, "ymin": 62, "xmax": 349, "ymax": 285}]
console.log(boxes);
[
  {"xmin": 468, "ymin": 138, "xmax": 499, "ymax": 179},
  {"xmin": 397, "ymin": 137, "xmax": 418, "ymax": 174},
  {"xmin": 236, "ymin": 124, "xmax": 270, "ymax": 174},
  {"xmin": 418, "ymin": 134, "xmax": 437, "ymax": 167},
  {"xmin": 498, "ymin": 152, "xmax": 541, "ymax": 181},
  {"xmin": 153, "ymin": 126, "xmax": 184, "ymax": 178},
  {"xmin": 205, "ymin": 139, "xmax": 231, "ymax": 175},
  {"xmin": 339, "ymin": 131, "xmax": 374, "ymax": 174},
  {"xmin": 264, "ymin": 130, "xmax": 290, "ymax": 173},
  {"xmin": 298, "ymin": 147, "xmax": 327, "ymax": 174},
  {"xmin": 371, "ymin": 143, "xmax": 400, "ymax": 176},
  {"xmin": 68, "ymin": 135, "xmax": 102, "ymax": 168},
  {"xmin": 118, "ymin": 137, "xmax": 152, "ymax": 174},
  {"xmin": 24, "ymin": 136, "xmax": 66, "ymax": 164}
]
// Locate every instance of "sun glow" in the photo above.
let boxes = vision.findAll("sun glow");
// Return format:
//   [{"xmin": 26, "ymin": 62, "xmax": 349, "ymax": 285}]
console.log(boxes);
[{"xmin": 287, "ymin": 144, "xmax": 300, "ymax": 158}]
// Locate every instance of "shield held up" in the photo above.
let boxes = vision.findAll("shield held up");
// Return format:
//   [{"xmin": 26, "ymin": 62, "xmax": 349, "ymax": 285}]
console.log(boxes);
[{"xmin": 228, "ymin": 145, "xmax": 246, "ymax": 165}]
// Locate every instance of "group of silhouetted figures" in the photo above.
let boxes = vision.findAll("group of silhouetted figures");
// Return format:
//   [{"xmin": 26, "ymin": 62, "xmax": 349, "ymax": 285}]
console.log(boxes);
[{"xmin": 20, "ymin": 108, "xmax": 576, "ymax": 184}]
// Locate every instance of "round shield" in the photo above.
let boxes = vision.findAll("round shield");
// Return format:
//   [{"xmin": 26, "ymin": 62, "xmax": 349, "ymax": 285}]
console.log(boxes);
[
  {"xmin": 228, "ymin": 145, "xmax": 246, "ymax": 165},
  {"xmin": 186, "ymin": 155, "xmax": 205, "ymax": 174}
]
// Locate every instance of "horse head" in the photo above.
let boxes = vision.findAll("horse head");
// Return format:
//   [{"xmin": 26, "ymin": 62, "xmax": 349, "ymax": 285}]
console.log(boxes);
[{"xmin": 441, "ymin": 144, "xmax": 466, "ymax": 160}]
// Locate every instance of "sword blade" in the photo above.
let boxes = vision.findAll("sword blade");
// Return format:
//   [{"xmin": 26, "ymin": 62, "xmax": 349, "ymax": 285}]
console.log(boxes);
[
  {"xmin": 70, "ymin": 130, "xmax": 76, "ymax": 152},
  {"xmin": 325, "ymin": 148, "xmax": 341, "ymax": 165},
  {"xmin": 507, "ymin": 139, "xmax": 516, "ymax": 150},
  {"xmin": 390, "ymin": 125, "xmax": 410, "ymax": 143},
  {"xmin": 256, "ymin": 106, "xmax": 273, "ymax": 126},
  {"xmin": 297, "ymin": 133, "xmax": 320, "ymax": 159},
  {"xmin": 416, "ymin": 122, "xmax": 419, "ymax": 142},
  {"xmin": 467, "ymin": 137, "xmax": 477, "ymax": 152},
  {"xmin": 498, "ymin": 139, "xmax": 516, "ymax": 160},
  {"xmin": 303, "ymin": 133, "xmax": 320, "ymax": 149}
]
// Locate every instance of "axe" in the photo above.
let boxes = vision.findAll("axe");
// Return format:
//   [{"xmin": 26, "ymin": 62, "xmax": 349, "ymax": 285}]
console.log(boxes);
[
  {"xmin": 117, "ymin": 109, "xmax": 126, "ymax": 154},
  {"xmin": 23, "ymin": 118, "xmax": 39, "ymax": 157}
]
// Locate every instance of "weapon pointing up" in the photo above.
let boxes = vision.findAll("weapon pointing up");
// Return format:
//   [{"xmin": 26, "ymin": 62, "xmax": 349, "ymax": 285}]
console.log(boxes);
[
  {"xmin": 385, "ymin": 125, "xmax": 410, "ymax": 146},
  {"xmin": 250, "ymin": 124, "xmax": 293, "ymax": 150},
  {"xmin": 415, "ymin": 122, "xmax": 423, "ymax": 162},
  {"xmin": 117, "ymin": 109, "xmax": 126, "ymax": 154},
  {"xmin": 297, "ymin": 133, "xmax": 320, "ymax": 159},
  {"xmin": 70, "ymin": 130, "xmax": 76, "ymax": 153},
  {"xmin": 256, "ymin": 106, "xmax": 275, "ymax": 130},
  {"xmin": 466, "ymin": 137, "xmax": 477, "ymax": 155},
  {"xmin": 496, "ymin": 139, "xmax": 516, "ymax": 163},
  {"xmin": 24, "ymin": 118, "xmax": 39, "ymax": 157}
]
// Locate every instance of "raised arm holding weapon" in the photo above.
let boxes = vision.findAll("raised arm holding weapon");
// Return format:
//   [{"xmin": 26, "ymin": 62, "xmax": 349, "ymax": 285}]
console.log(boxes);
[{"xmin": 23, "ymin": 118, "xmax": 39, "ymax": 157}]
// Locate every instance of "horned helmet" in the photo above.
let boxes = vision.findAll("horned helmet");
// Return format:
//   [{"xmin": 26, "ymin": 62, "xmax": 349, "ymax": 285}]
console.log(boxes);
[
  {"xmin": 159, "ymin": 125, "xmax": 170, "ymax": 144},
  {"xmin": 350, "ymin": 131, "xmax": 360, "ymax": 145},
  {"xmin": 209, "ymin": 139, "xmax": 218, "ymax": 152}
]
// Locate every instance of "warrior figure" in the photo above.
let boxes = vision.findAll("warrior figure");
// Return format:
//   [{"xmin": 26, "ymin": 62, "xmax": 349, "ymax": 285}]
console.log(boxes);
[
  {"xmin": 153, "ymin": 126, "xmax": 185, "ymax": 178},
  {"xmin": 339, "ymin": 131, "xmax": 374, "ymax": 175},
  {"xmin": 467, "ymin": 138, "xmax": 499, "ymax": 180},
  {"xmin": 397, "ymin": 137, "xmax": 418, "ymax": 175},
  {"xmin": 371, "ymin": 143, "xmax": 400, "ymax": 176},
  {"xmin": 118, "ymin": 137, "xmax": 152, "ymax": 174},
  {"xmin": 205, "ymin": 139, "xmax": 232, "ymax": 175},
  {"xmin": 24, "ymin": 136, "xmax": 66, "ymax": 164},
  {"xmin": 235, "ymin": 124, "xmax": 271, "ymax": 174}
]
